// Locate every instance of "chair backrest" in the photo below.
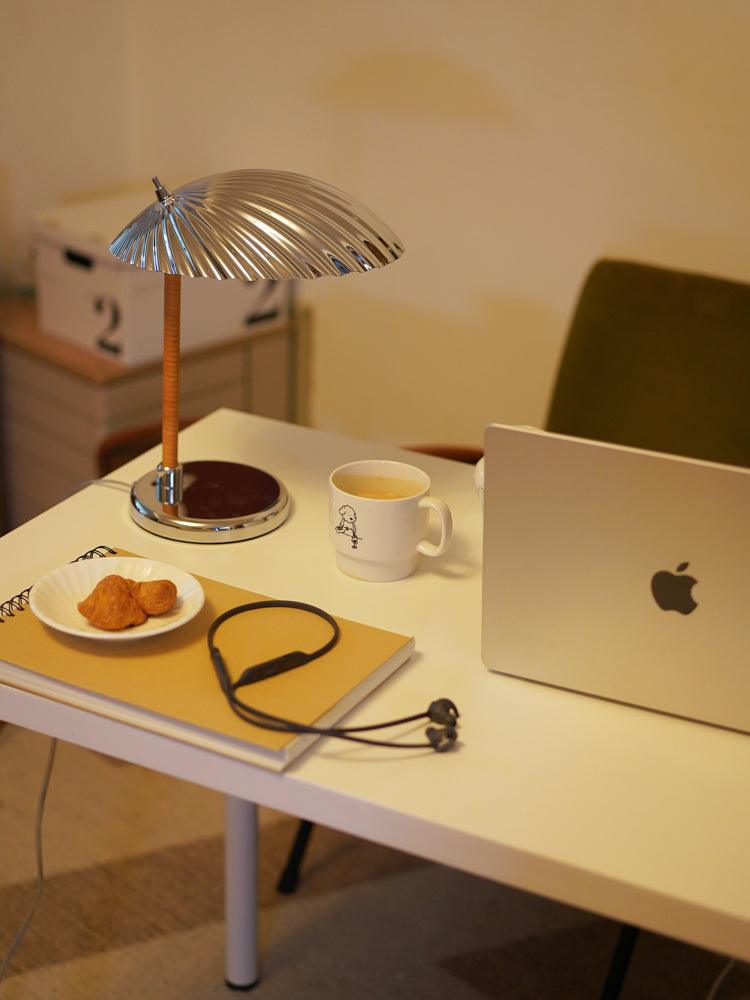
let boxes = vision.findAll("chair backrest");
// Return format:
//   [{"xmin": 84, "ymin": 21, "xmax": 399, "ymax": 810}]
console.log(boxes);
[{"xmin": 546, "ymin": 259, "xmax": 750, "ymax": 468}]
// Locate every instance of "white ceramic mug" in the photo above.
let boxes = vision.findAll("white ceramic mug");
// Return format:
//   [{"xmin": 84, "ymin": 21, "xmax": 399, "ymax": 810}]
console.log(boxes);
[{"xmin": 329, "ymin": 459, "xmax": 453, "ymax": 582}]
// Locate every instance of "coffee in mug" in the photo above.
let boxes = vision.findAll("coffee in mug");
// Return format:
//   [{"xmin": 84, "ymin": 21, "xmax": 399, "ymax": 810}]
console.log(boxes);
[
  {"xmin": 333, "ymin": 474, "xmax": 423, "ymax": 501},
  {"xmin": 329, "ymin": 459, "xmax": 453, "ymax": 582}
]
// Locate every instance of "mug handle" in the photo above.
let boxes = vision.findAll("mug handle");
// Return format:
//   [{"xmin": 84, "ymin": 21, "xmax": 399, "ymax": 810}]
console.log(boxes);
[{"xmin": 416, "ymin": 497, "xmax": 453, "ymax": 557}]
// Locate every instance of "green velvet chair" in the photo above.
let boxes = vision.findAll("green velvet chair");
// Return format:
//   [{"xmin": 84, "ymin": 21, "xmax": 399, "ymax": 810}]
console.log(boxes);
[
  {"xmin": 547, "ymin": 258, "xmax": 750, "ymax": 468},
  {"xmin": 280, "ymin": 258, "xmax": 750, "ymax": 999}
]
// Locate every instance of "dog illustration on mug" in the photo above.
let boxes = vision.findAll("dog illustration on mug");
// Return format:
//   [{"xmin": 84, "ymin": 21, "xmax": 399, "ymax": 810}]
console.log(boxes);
[{"xmin": 336, "ymin": 504, "xmax": 362, "ymax": 549}]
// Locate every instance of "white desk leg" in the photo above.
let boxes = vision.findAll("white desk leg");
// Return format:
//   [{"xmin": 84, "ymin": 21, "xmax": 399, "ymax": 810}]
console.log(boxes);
[{"xmin": 225, "ymin": 796, "xmax": 260, "ymax": 990}]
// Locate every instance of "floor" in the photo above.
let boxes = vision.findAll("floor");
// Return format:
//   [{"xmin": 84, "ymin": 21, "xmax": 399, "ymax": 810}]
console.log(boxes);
[{"xmin": 0, "ymin": 725, "xmax": 746, "ymax": 1000}]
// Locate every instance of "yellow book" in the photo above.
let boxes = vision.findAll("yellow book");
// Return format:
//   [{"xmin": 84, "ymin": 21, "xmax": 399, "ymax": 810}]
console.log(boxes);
[{"xmin": 0, "ymin": 546, "xmax": 414, "ymax": 771}]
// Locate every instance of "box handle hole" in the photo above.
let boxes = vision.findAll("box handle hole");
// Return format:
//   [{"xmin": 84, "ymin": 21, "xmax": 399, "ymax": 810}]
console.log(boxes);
[{"xmin": 64, "ymin": 249, "xmax": 94, "ymax": 270}]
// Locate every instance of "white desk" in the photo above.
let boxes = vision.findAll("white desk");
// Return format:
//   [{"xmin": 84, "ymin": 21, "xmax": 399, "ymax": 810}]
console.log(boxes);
[{"xmin": 1, "ymin": 408, "xmax": 749, "ymax": 988}]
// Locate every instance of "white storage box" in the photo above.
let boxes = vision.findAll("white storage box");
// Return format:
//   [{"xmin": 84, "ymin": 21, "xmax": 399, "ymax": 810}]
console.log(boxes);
[{"xmin": 33, "ymin": 192, "xmax": 293, "ymax": 366}]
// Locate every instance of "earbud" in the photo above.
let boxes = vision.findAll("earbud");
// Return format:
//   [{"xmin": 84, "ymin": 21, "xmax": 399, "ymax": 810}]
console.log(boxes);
[
  {"xmin": 428, "ymin": 698, "xmax": 460, "ymax": 726},
  {"xmin": 426, "ymin": 725, "xmax": 458, "ymax": 752}
]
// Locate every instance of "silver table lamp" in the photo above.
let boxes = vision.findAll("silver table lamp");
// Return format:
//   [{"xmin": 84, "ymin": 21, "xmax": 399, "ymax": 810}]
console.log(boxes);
[{"xmin": 109, "ymin": 170, "xmax": 404, "ymax": 543}]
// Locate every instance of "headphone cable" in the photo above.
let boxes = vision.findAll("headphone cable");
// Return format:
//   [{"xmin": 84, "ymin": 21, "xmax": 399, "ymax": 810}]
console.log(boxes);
[{"xmin": 208, "ymin": 600, "xmax": 459, "ymax": 751}]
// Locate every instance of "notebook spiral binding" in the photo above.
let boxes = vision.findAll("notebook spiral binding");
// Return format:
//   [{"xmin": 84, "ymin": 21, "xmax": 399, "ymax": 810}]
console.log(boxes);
[{"xmin": 0, "ymin": 545, "xmax": 116, "ymax": 623}]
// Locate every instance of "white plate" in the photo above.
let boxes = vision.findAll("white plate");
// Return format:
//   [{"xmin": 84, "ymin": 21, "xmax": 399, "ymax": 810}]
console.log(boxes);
[{"xmin": 29, "ymin": 557, "xmax": 205, "ymax": 641}]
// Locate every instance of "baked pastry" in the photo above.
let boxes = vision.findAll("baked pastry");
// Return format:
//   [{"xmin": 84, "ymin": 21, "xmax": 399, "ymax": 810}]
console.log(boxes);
[
  {"xmin": 134, "ymin": 579, "xmax": 178, "ymax": 616},
  {"xmin": 78, "ymin": 573, "xmax": 178, "ymax": 630},
  {"xmin": 78, "ymin": 575, "xmax": 147, "ymax": 631}
]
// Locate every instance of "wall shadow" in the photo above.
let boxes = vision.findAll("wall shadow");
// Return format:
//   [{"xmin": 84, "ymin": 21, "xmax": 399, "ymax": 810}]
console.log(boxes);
[{"xmin": 311, "ymin": 46, "xmax": 515, "ymax": 127}]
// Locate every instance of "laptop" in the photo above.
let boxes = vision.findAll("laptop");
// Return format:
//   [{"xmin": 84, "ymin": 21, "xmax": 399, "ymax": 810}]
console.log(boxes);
[{"xmin": 481, "ymin": 423, "xmax": 750, "ymax": 733}]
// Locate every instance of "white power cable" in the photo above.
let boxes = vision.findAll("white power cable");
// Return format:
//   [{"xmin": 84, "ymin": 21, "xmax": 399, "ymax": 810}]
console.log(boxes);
[
  {"xmin": 0, "ymin": 738, "xmax": 57, "ymax": 992},
  {"xmin": 706, "ymin": 957, "xmax": 736, "ymax": 1000},
  {"xmin": 63, "ymin": 478, "xmax": 132, "ymax": 500}
]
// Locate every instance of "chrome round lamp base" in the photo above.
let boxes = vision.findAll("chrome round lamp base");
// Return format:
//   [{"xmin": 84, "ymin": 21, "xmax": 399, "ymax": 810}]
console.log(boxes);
[{"xmin": 130, "ymin": 460, "xmax": 290, "ymax": 543}]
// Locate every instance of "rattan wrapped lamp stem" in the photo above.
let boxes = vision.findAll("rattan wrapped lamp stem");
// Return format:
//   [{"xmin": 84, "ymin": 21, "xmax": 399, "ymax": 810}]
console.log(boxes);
[
  {"xmin": 158, "ymin": 274, "xmax": 181, "ymax": 519},
  {"xmin": 162, "ymin": 274, "xmax": 181, "ymax": 472}
]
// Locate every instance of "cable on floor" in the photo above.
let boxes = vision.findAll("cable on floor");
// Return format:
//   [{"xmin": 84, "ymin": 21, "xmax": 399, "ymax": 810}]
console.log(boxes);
[
  {"xmin": 706, "ymin": 957, "xmax": 736, "ymax": 1000},
  {"xmin": 0, "ymin": 737, "xmax": 58, "ymax": 992}
]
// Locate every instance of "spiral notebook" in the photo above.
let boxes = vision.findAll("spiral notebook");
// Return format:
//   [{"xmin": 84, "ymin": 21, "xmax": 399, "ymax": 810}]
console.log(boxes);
[{"xmin": 0, "ymin": 546, "xmax": 414, "ymax": 771}]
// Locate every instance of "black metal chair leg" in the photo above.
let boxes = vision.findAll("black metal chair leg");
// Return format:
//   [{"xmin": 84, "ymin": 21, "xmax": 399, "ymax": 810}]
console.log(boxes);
[
  {"xmin": 599, "ymin": 924, "xmax": 640, "ymax": 1000},
  {"xmin": 276, "ymin": 819, "xmax": 315, "ymax": 894}
]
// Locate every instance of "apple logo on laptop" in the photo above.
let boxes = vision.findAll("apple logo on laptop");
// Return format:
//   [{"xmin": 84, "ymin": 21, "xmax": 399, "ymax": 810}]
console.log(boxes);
[{"xmin": 650, "ymin": 562, "xmax": 698, "ymax": 615}]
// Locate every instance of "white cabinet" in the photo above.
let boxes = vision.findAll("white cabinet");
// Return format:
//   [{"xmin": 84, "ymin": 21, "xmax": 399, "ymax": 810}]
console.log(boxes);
[{"xmin": 0, "ymin": 299, "xmax": 301, "ymax": 529}]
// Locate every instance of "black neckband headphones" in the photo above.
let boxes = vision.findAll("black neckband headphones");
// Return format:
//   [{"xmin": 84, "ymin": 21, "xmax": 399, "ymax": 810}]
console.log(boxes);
[{"xmin": 207, "ymin": 600, "xmax": 459, "ymax": 751}]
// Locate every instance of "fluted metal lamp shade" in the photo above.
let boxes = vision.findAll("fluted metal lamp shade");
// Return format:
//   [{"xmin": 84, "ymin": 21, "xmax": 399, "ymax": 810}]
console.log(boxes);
[
  {"xmin": 109, "ymin": 169, "xmax": 404, "ymax": 543},
  {"xmin": 109, "ymin": 170, "xmax": 404, "ymax": 281}
]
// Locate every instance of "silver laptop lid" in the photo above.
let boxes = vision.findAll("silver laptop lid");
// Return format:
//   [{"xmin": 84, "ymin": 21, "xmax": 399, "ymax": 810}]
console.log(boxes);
[{"xmin": 482, "ymin": 424, "xmax": 750, "ymax": 732}]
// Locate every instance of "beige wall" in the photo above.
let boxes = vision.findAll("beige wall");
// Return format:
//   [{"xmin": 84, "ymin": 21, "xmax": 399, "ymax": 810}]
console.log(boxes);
[
  {"xmin": 0, "ymin": 2, "xmax": 130, "ymax": 285},
  {"xmin": 3, "ymin": 0, "xmax": 750, "ymax": 446}
]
